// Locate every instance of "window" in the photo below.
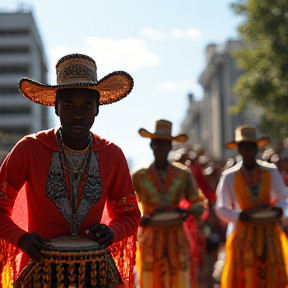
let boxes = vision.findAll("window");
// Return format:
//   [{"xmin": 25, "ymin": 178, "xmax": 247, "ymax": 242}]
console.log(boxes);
[
  {"xmin": 0, "ymin": 66, "xmax": 29, "ymax": 74},
  {"xmin": 0, "ymin": 47, "xmax": 29, "ymax": 54},
  {"xmin": 0, "ymin": 106, "xmax": 31, "ymax": 115},
  {"xmin": 1, "ymin": 127, "xmax": 29, "ymax": 135},
  {"xmin": 0, "ymin": 30, "xmax": 29, "ymax": 35},
  {"xmin": 0, "ymin": 87, "xmax": 20, "ymax": 94}
]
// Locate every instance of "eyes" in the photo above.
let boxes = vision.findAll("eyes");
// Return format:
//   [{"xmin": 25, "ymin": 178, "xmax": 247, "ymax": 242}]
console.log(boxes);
[{"xmin": 63, "ymin": 102, "xmax": 94, "ymax": 110}]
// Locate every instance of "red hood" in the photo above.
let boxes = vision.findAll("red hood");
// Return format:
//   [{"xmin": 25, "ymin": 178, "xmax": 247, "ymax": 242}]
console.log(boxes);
[{"xmin": 32, "ymin": 127, "xmax": 111, "ymax": 151}]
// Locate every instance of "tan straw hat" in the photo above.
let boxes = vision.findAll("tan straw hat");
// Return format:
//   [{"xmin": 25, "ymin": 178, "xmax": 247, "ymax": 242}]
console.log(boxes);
[
  {"xmin": 18, "ymin": 53, "xmax": 134, "ymax": 106},
  {"xmin": 139, "ymin": 119, "xmax": 188, "ymax": 143},
  {"xmin": 226, "ymin": 124, "xmax": 270, "ymax": 149}
]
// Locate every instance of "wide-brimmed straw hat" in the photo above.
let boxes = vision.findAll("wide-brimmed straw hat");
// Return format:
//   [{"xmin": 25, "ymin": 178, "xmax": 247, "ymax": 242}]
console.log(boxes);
[
  {"xmin": 18, "ymin": 53, "xmax": 134, "ymax": 106},
  {"xmin": 226, "ymin": 124, "xmax": 270, "ymax": 149},
  {"xmin": 139, "ymin": 119, "xmax": 188, "ymax": 143}
]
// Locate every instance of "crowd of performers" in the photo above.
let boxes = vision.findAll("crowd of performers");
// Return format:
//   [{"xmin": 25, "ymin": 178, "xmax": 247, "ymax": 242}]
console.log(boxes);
[
  {"xmin": 0, "ymin": 120, "xmax": 288, "ymax": 288},
  {"xmin": 131, "ymin": 121, "xmax": 288, "ymax": 288},
  {"xmin": 1, "ymin": 52, "xmax": 288, "ymax": 288}
]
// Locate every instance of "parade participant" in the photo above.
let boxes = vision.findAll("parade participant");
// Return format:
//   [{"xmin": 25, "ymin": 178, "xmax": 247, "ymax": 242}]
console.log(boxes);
[
  {"xmin": 215, "ymin": 124, "xmax": 288, "ymax": 288},
  {"xmin": 0, "ymin": 53, "xmax": 141, "ymax": 288},
  {"xmin": 132, "ymin": 119, "xmax": 205, "ymax": 288}
]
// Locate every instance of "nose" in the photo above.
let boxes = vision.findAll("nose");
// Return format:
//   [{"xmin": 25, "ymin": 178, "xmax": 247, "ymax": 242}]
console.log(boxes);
[{"xmin": 73, "ymin": 107, "xmax": 84, "ymax": 118}]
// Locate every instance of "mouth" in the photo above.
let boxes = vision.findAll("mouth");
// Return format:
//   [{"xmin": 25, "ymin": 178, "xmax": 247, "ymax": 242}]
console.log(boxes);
[{"xmin": 69, "ymin": 122, "xmax": 87, "ymax": 132}]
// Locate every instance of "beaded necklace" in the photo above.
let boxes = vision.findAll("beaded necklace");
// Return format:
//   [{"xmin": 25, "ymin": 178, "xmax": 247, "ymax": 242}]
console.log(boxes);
[
  {"xmin": 240, "ymin": 164, "xmax": 262, "ymax": 197},
  {"xmin": 57, "ymin": 129, "xmax": 92, "ymax": 236},
  {"xmin": 150, "ymin": 163, "xmax": 172, "ymax": 208},
  {"xmin": 62, "ymin": 142, "xmax": 90, "ymax": 179}
]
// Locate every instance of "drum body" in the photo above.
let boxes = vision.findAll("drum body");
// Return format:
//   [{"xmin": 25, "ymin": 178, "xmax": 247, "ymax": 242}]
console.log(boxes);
[{"xmin": 14, "ymin": 237, "xmax": 120, "ymax": 288}]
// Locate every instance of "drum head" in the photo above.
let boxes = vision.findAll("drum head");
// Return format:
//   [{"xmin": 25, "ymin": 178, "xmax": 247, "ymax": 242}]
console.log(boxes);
[
  {"xmin": 151, "ymin": 211, "xmax": 182, "ymax": 221},
  {"xmin": 251, "ymin": 209, "xmax": 277, "ymax": 219},
  {"xmin": 48, "ymin": 236, "xmax": 101, "ymax": 251}
]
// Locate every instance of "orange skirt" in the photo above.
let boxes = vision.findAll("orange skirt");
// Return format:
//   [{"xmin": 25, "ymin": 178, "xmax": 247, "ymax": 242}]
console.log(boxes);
[
  {"xmin": 221, "ymin": 220, "xmax": 288, "ymax": 288},
  {"xmin": 136, "ymin": 222, "xmax": 194, "ymax": 288}
]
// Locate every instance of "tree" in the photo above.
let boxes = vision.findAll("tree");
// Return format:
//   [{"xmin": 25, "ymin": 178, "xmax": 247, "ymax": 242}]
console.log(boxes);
[{"xmin": 231, "ymin": 0, "xmax": 288, "ymax": 139}]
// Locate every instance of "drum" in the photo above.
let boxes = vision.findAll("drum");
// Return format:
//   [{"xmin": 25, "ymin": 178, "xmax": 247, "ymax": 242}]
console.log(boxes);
[
  {"xmin": 250, "ymin": 207, "xmax": 281, "ymax": 224},
  {"xmin": 14, "ymin": 237, "xmax": 120, "ymax": 288},
  {"xmin": 148, "ymin": 211, "xmax": 183, "ymax": 228}
]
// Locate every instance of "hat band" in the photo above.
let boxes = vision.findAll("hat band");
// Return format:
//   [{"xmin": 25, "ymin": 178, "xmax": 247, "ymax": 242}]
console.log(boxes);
[
  {"xmin": 57, "ymin": 65, "xmax": 97, "ymax": 84},
  {"xmin": 155, "ymin": 129, "xmax": 172, "ymax": 137},
  {"xmin": 235, "ymin": 137, "xmax": 257, "ymax": 142}
]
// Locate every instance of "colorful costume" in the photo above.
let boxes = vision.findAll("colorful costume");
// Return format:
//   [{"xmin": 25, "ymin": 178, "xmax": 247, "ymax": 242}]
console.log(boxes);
[
  {"xmin": 215, "ymin": 161, "xmax": 288, "ymax": 288},
  {"xmin": 0, "ymin": 128, "xmax": 141, "ymax": 287},
  {"xmin": 132, "ymin": 162, "xmax": 203, "ymax": 288}
]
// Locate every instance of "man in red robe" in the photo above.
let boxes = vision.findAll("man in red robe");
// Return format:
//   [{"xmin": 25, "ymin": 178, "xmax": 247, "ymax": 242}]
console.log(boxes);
[{"xmin": 0, "ymin": 53, "xmax": 141, "ymax": 288}]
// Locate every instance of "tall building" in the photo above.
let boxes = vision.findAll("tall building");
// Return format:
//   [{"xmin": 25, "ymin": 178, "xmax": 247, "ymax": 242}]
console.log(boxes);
[
  {"xmin": 0, "ymin": 9, "xmax": 49, "ymax": 136},
  {"xmin": 180, "ymin": 40, "xmax": 263, "ymax": 160},
  {"xmin": 0, "ymin": 9, "xmax": 49, "ymax": 160}
]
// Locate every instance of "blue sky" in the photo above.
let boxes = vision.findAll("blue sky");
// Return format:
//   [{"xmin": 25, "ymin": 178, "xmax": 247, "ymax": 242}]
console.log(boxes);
[{"xmin": 1, "ymin": 0, "xmax": 242, "ymax": 170}]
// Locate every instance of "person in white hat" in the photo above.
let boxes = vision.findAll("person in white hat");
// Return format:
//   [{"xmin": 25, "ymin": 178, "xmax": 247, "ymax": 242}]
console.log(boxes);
[
  {"xmin": 0, "ymin": 53, "xmax": 141, "ymax": 287},
  {"xmin": 214, "ymin": 124, "xmax": 288, "ymax": 288},
  {"xmin": 132, "ymin": 119, "xmax": 205, "ymax": 288}
]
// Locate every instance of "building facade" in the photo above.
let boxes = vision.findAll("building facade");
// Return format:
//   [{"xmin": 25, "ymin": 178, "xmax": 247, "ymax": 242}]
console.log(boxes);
[
  {"xmin": 180, "ymin": 40, "xmax": 263, "ymax": 160},
  {"xmin": 0, "ymin": 9, "xmax": 49, "ymax": 160},
  {"xmin": 0, "ymin": 9, "xmax": 49, "ymax": 135}
]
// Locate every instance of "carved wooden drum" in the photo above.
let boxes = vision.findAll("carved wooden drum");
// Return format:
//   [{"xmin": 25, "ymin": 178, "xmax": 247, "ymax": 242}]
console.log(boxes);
[{"xmin": 14, "ymin": 237, "xmax": 120, "ymax": 288}]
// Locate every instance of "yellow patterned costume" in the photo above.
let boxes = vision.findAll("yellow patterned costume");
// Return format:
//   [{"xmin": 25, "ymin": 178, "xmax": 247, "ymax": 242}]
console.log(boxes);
[{"xmin": 132, "ymin": 162, "xmax": 204, "ymax": 288}]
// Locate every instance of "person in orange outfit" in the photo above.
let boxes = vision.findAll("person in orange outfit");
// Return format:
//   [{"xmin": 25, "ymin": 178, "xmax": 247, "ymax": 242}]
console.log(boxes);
[
  {"xmin": 0, "ymin": 53, "xmax": 141, "ymax": 288},
  {"xmin": 132, "ymin": 119, "xmax": 205, "ymax": 288},
  {"xmin": 215, "ymin": 125, "xmax": 288, "ymax": 288}
]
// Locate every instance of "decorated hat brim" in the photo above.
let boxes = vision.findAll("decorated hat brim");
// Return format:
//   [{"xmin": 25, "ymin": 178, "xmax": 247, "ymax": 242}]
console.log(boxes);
[
  {"xmin": 139, "ymin": 128, "xmax": 188, "ymax": 143},
  {"xmin": 225, "ymin": 137, "xmax": 271, "ymax": 149},
  {"xmin": 18, "ymin": 71, "xmax": 134, "ymax": 106}
]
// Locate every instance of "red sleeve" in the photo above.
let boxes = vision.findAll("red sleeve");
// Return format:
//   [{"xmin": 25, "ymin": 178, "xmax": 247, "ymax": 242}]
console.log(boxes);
[
  {"xmin": 0, "ymin": 143, "xmax": 28, "ymax": 247},
  {"xmin": 99, "ymin": 145, "xmax": 141, "ymax": 242}
]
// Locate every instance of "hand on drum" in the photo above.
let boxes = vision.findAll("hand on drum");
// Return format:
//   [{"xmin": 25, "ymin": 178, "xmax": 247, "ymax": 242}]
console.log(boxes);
[
  {"xmin": 17, "ymin": 232, "xmax": 51, "ymax": 262},
  {"xmin": 140, "ymin": 216, "xmax": 151, "ymax": 227},
  {"xmin": 174, "ymin": 208, "xmax": 188, "ymax": 220},
  {"xmin": 239, "ymin": 210, "xmax": 251, "ymax": 222},
  {"xmin": 271, "ymin": 206, "xmax": 283, "ymax": 218},
  {"xmin": 189, "ymin": 203, "xmax": 205, "ymax": 219},
  {"xmin": 85, "ymin": 224, "xmax": 114, "ymax": 248}
]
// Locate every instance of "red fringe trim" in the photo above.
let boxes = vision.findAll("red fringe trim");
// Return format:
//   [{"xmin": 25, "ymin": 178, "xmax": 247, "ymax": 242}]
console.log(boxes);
[
  {"xmin": 0, "ymin": 239, "xmax": 19, "ymax": 288},
  {"xmin": 109, "ymin": 233, "xmax": 137, "ymax": 288}
]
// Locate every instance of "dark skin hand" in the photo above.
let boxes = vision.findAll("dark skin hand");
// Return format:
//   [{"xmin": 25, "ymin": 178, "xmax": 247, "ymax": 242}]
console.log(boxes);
[
  {"xmin": 174, "ymin": 207, "xmax": 189, "ymax": 220},
  {"xmin": 140, "ymin": 216, "xmax": 151, "ymax": 227},
  {"xmin": 85, "ymin": 224, "xmax": 114, "ymax": 248},
  {"xmin": 18, "ymin": 233, "xmax": 51, "ymax": 262}
]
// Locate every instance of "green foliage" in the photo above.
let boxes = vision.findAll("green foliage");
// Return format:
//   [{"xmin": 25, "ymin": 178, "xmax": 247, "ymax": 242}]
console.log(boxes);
[
  {"xmin": 259, "ymin": 114, "xmax": 288, "ymax": 139},
  {"xmin": 231, "ymin": 0, "xmax": 288, "ymax": 134}
]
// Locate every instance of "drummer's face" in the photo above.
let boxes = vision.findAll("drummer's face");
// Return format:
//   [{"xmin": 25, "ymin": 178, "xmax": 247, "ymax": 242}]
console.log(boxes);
[
  {"xmin": 238, "ymin": 142, "xmax": 258, "ymax": 164},
  {"xmin": 55, "ymin": 88, "xmax": 99, "ymax": 140},
  {"xmin": 150, "ymin": 139, "xmax": 172, "ymax": 160}
]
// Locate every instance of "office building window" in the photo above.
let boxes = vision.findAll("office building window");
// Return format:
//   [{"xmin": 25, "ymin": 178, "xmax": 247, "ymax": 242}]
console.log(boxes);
[
  {"xmin": 0, "ymin": 87, "xmax": 20, "ymax": 94},
  {"xmin": 0, "ymin": 66, "xmax": 29, "ymax": 74},
  {"xmin": 0, "ymin": 47, "xmax": 29, "ymax": 54},
  {"xmin": 0, "ymin": 106, "xmax": 31, "ymax": 115},
  {"xmin": 0, "ymin": 30, "xmax": 29, "ymax": 35},
  {"xmin": 1, "ymin": 127, "xmax": 29, "ymax": 135}
]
